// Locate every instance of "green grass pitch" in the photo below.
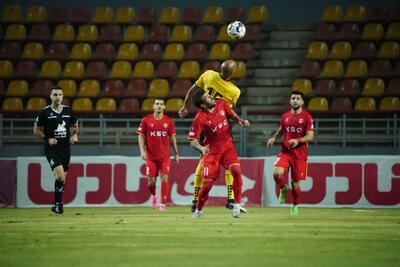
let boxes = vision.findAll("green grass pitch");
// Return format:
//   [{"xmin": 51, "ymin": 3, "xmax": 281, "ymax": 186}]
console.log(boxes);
[{"xmin": 0, "ymin": 206, "xmax": 399, "ymax": 267}]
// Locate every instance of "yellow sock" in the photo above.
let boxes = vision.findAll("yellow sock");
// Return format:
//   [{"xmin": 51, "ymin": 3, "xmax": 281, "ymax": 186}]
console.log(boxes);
[
  {"xmin": 225, "ymin": 170, "xmax": 234, "ymax": 200},
  {"xmin": 193, "ymin": 162, "xmax": 203, "ymax": 201}
]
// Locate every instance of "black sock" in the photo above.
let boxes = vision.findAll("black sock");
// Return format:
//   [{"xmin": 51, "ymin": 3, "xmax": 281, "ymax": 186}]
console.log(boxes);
[{"xmin": 54, "ymin": 180, "xmax": 65, "ymax": 204}]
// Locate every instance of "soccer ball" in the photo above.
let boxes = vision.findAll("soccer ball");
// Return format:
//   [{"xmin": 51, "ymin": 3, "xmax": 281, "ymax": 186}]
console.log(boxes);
[{"xmin": 227, "ymin": 21, "xmax": 246, "ymax": 39}]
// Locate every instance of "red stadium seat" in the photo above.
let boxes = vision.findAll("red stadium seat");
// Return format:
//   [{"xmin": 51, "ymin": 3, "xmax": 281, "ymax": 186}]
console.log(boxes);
[
  {"xmin": 234, "ymin": 42, "xmax": 254, "ymax": 60},
  {"xmin": 338, "ymin": 23, "xmax": 360, "ymax": 41},
  {"xmin": 170, "ymin": 79, "xmax": 191, "ymax": 97},
  {"xmin": 243, "ymin": 24, "xmax": 262, "ymax": 41},
  {"xmin": 85, "ymin": 61, "xmax": 106, "ymax": 78},
  {"xmin": 103, "ymin": 80, "xmax": 124, "ymax": 97},
  {"xmin": 368, "ymin": 6, "xmax": 387, "ymax": 22},
  {"xmin": 119, "ymin": 98, "xmax": 140, "ymax": 113},
  {"xmin": 182, "ymin": 7, "xmax": 201, "ymax": 24},
  {"xmin": 394, "ymin": 62, "xmax": 400, "ymax": 77},
  {"xmin": 184, "ymin": 43, "xmax": 208, "ymax": 61},
  {"xmin": 331, "ymin": 97, "xmax": 353, "ymax": 112},
  {"xmin": 0, "ymin": 42, "xmax": 21, "ymax": 59},
  {"xmin": 337, "ymin": 79, "xmax": 360, "ymax": 96},
  {"xmin": 352, "ymin": 42, "xmax": 376, "ymax": 59},
  {"xmin": 125, "ymin": 79, "xmax": 147, "ymax": 97},
  {"xmin": 71, "ymin": 6, "xmax": 92, "ymax": 24},
  {"xmin": 47, "ymin": 42, "xmax": 69, "ymax": 60},
  {"xmin": 369, "ymin": 60, "xmax": 392, "ymax": 78},
  {"xmin": 31, "ymin": 79, "xmax": 53, "ymax": 97},
  {"xmin": 315, "ymin": 79, "xmax": 336, "ymax": 97},
  {"xmin": 387, "ymin": 79, "xmax": 400, "ymax": 95},
  {"xmin": 29, "ymin": 24, "xmax": 51, "ymax": 41},
  {"xmin": 100, "ymin": 25, "xmax": 121, "ymax": 41},
  {"xmin": 137, "ymin": 7, "xmax": 157, "ymax": 24},
  {"xmin": 48, "ymin": 6, "xmax": 68, "ymax": 24},
  {"xmin": 194, "ymin": 25, "xmax": 215, "ymax": 42},
  {"xmin": 15, "ymin": 60, "xmax": 38, "ymax": 78},
  {"xmin": 298, "ymin": 61, "xmax": 321, "ymax": 78},
  {"xmin": 156, "ymin": 61, "xmax": 177, "ymax": 78},
  {"xmin": 203, "ymin": 61, "xmax": 221, "ymax": 72},
  {"xmin": 314, "ymin": 23, "xmax": 336, "ymax": 41},
  {"xmin": 226, "ymin": 6, "xmax": 245, "ymax": 22},
  {"xmin": 139, "ymin": 43, "xmax": 162, "ymax": 61},
  {"xmin": 148, "ymin": 24, "xmax": 169, "ymax": 43},
  {"xmin": 93, "ymin": 43, "xmax": 116, "ymax": 60}
]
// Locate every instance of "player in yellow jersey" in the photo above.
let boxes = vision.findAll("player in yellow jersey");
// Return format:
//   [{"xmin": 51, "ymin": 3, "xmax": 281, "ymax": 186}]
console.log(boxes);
[{"xmin": 178, "ymin": 59, "xmax": 246, "ymax": 214}]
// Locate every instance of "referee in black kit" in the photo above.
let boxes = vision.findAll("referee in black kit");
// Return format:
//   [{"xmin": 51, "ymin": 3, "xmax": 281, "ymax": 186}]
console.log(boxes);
[{"xmin": 33, "ymin": 85, "xmax": 79, "ymax": 214}]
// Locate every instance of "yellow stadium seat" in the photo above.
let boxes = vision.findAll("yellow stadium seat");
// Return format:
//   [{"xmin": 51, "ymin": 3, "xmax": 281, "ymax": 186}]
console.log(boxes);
[
  {"xmin": 362, "ymin": 78, "xmax": 385, "ymax": 96},
  {"xmin": 26, "ymin": 97, "xmax": 47, "ymax": 111},
  {"xmin": 202, "ymin": 7, "xmax": 224, "ymax": 24},
  {"xmin": 379, "ymin": 97, "xmax": 400, "ymax": 111},
  {"xmin": 178, "ymin": 61, "xmax": 200, "ymax": 78},
  {"xmin": 116, "ymin": 43, "xmax": 138, "ymax": 60},
  {"xmin": 57, "ymin": 80, "xmax": 77, "ymax": 97},
  {"xmin": 344, "ymin": 5, "xmax": 366, "ymax": 22},
  {"xmin": 96, "ymin": 97, "xmax": 117, "ymax": 111},
  {"xmin": 147, "ymin": 79, "xmax": 170, "ymax": 97},
  {"xmin": 305, "ymin": 41, "xmax": 329, "ymax": 60},
  {"xmin": 2, "ymin": 97, "xmax": 23, "ymax": 111},
  {"xmin": 163, "ymin": 43, "xmax": 184, "ymax": 60},
  {"xmin": 292, "ymin": 79, "xmax": 312, "ymax": 96},
  {"xmin": 321, "ymin": 5, "xmax": 343, "ymax": 23},
  {"xmin": 344, "ymin": 60, "xmax": 368, "ymax": 78},
  {"xmin": 115, "ymin": 7, "xmax": 135, "ymax": 24},
  {"xmin": 170, "ymin": 25, "xmax": 192, "ymax": 42},
  {"xmin": 5, "ymin": 24, "xmax": 26, "ymax": 40},
  {"xmin": 361, "ymin": 23, "xmax": 384, "ymax": 40},
  {"xmin": 329, "ymin": 41, "xmax": 352, "ymax": 60},
  {"xmin": 386, "ymin": 23, "xmax": 400, "ymax": 40},
  {"xmin": 165, "ymin": 98, "xmax": 184, "ymax": 112},
  {"xmin": 217, "ymin": 25, "xmax": 235, "ymax": 42},
  {"xmin": 209, "ymin": 43, "xmax": 230, "ymax": 60},
  {"xmin": 93, "ymin": 6, "xmax": 113, "ymax": 24},
  {"xmin": 159, "ymin": 7, "xmax": 180, "ymax": 24},
  {"xmin": 109, "ymin": 61, "xmax": 132, "ymax": 78},
  {"xmin": 72, "ymin": 97, "xmax": 93, "ymax": 111},
  {"xmin": 231, "ymin": 61, "xmax": 247, "ymax": 79},
  {"xmin": 247, "ymin": 5, "xmax": 268, "ymax": 23},
  {"xmin": 6, "ymin": 80, "xmax": 28, "ymax": 96},
  {"xmin": 40, "ymin": 60, "xmax": 62, "ymax": 78},
  {"xmin": 79, "ymin": 80, "xmax": 100, "ymax": 97},
  {"xmin": 132, "ymin": 61, "xmax": 154, "ymax": 78},
  {"xmin": 123, "ymin": 25, "xmax": 145, "ymax": 42},
  {"xmin": 2, "ymin": 5, "xmax": 22, "ymax": 23},
  {"xmin": 63, "ymin": 61, "xmax": 85, "ymax": 78},
  {"xmin": 320, "ymin": 60, "xmax": 344, "ymax": 78},
  {"xmin": 25, "ymin": 6, "xmax": 47, "ymax": 23},
  {"xmin": 355, "ymin": 97, "xmax": 376, "ymax": 111},
  {"xmin": 0, "ymin": 60, "xmax": 14, "ymax": 78},
  {"xmin": 53, "ymin": 24, "xmax": 75, "ymax": 41},
  {"xmin": 307, "ymin": 97, "xmax": 329, "ymax": 112},
  {"xmin": 70, "ymin": 43, "xmax": 92, "ymax": 60},
  {"xmin": 77, "ymin": 25, "xmax": 98, "ymax": 42},
  {"xmin": 377, "ymin": 42, "xmax": 400, "ymax": 59},
  {"xmin": 141, "ymin": 98, "xmax": 155, "ymax": 112},
  {"xmin": 22, "ymin": 42, "xmax": 44, "ymax": 59}
]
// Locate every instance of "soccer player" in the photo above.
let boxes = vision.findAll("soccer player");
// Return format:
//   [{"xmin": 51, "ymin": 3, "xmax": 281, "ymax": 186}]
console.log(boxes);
[
  {"xmin": 33, "ymin": 86, "xmax": 79, "ymax": 214},
  {"xmin": 137, "ymin": 98, "xmax": 179, "ymax": 211},
  {"xmin": 178, "ymin": 59, "xmax": 245, "ymax": 213},
  {"xmin": 188, "ymin": 90, "xmax": 250, "ymax": 218},
  {"xmin": 267, "ymin": 91, "xmax": 314, "ymax": 215}
]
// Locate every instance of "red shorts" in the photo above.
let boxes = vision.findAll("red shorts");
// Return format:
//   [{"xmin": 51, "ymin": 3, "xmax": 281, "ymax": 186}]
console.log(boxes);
[
  {"xmin": 146, "ymin": 158, "xmax": 171, "ymax": 177},
  {"xmin": 201, "ymin": 142, "xmax": 239, "ymax": 180},
  {"xmin": 274, "ymin": 152, "xmax": 308, "ymax": 182}
]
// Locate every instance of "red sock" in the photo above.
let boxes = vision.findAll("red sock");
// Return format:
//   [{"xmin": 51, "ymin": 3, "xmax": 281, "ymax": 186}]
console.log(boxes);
[
  {"xmin": 148, "ymin": 183, "xmax": 156, "ymax": 196},
  {"xmin": 161, "ymin": 181, "xmax": 169, "ymax": 204},
  {"xmin": 292, "ymin": 187, "xmax": 301, "ymax": 205},
  {"xmin": 230, "ymin": 165, "xmax": 242, "ymax": 204},
  {"xmin": 197, "ymin": 180, "xmax": 213, "ymax": 211}
]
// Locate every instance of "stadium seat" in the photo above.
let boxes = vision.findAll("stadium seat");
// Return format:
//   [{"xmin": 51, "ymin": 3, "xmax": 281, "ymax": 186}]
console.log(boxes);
[
  {"xmin": 185, "ymin": 43, "xmax": 208, "ymax": 61},
  {"xmin": 26, "ymin": 97, "xmax": 47, "ymax": 111},
  {"xmin": 233, "ymin": 42, "xmax": 254, "ymax": 61},
  {"xmin": 93, "ymin": 43, "xmax": 116, "ymax": 60},
  {"xmin": 71, "ymin": 6, "xmax": 92, "ymax": 24},
  {"xmin": 53, "ymin": 24, "xmax": 75, "ymax": 41},
  {"xmin": 0, "ymin": 80, "xmax": 4, "ymax": 95},
  {"xmin": 2, "ymin": 97, "xmax": 23, "ymax": 111},
  {"xmin": 362, "ymin": 78, "xmax": 385, "ymax": 96},
  {"xmin": 103, "ymin": 80, "xmax": 124, "ymax": 97},
  {"xmin": 77, "ymin": 25, "xmax": 98, "ymax": 42},
  {"xmin": 0, "ymin": 42, "xmax": 21, "ymax": 59},
  {"xmin": 116, "ymin": 43, "xmax": 138, "ymax": 60},
  {"xmin": 305, "ymin": 41, "xmax": 328, "ymax": 60},
  {"xmin": 70, "ymin": 43, "xmax": 92, "ymax": 60},
  {"xmin": 368, "ymin": 5, "xmax": 387, "ymax": 22},
  {"xmin": 353, "ymin": 42, "xmax": 376, "ymax": 59},
  {"xmin": 321, "ymin": 5, "xmax": 342, "ymax": 23},
  {"xmin": 165, "ymin": 98, "xmax": 184, "ymax": 112},
  {"xmin": 292, "ymin": 79, "xmax": 312, "ymax": 96},
  {"xmin": 298, "ymin": 61, "xmax": 321, "ymax": 78},
  {"xmin": 170, "ymin": 25, "xmax": 192, "ymax": 42},
  {"xmin": 209, "ymin": 43, "xmax": 230, "ymax": 60},
  {"xmin": 57, "ymin": 80, "xmax": 77, "ymax": 97},
  {"xmin": 79, "ymin": 80, "xmax": 100, "ymax": 97},
  {"xmin": 5, "ymin": 24, "xmax": 26, "ymax": 40},
  {"xmin": 147, "ymin": 79, "xmax": 169, "ymax": 97},
  {"xmin": 119, "ymin": 98, "xmax": 140, "ymax": 113},
  {"xmin": 307, "ymin": 97, "xmax": 329, "ymax": 112},
  {"xmin": 25, "ymin": 6, "xmax": 47, "ymax": 23},
  {"xmin": 393, "ymin": 4, "xmax": 400, "ymax": 21},
  {"xmin": 93, "ymin": 6, "xmax": 113, "ymax": 24},
  {"xmin": 337, "ymin": 79, "xmax": 360, "ymax": 96},
  {"xmin": 344, "ymin": 60, "xmax": 368, "ymax": 78},
  {"xmin": 123, "ymin": 25, "xmax": 145, "ymax": 42},
  {"xmin": 331, "ymin": 97, "xmax": 353, "ymax": 112},
  {"xmin": 139, "ymin": 43, "xmax": 162, "ymax": 61},
  {"xmin": 202, "ymin": 6, "xmax": 224, "ymax": 24},
  {"xmin": 369, "ymin": 60, "xmax": 392, "ymax": 78},
  {"xmin": 315, "ymin": 79, "xmax": 336, "ymax": 96},
  {"xmin": 242, "ymin": 24, "xmax": 262, "ymax": 41},
  {"xmin": 148, "ymin": 24, "xmax": 169, "ymax": 43},
  {"xmin": 62, "ymin": 98, "xmax": 70, "ymax": 106},
  {"xmin": 314, "ymin": 23, "xmax": 337, "ymax": 41},
  {"xmin": 329, "ymin": 41, "xmax": 351, "ymax": 60},
  {"xmin": 63, "ymin": 61, "xmax": 85, "ymax": 78},
  {"xmin": 48, "ymin": 6, "xmax": 68, "ymax": 24},
  {"xmin": 216, "ymin": 25, "xmax": 235, "ymax": 42},
  {"xmin": 226, "ymin": 6, "xmax": 245, "ymax": 22},
  {"xmin": 159, "ymin": 7, "xmax": 180, "ymax": 24},
  {"xmin": 132, "ymin": 61, "xmax": 154, "ymax": 79},
  {"xmin": 86, "ymin": 61, "xmax": 106, "ymax": 78},
  {"xmin": 125, "ymin": 79, "xmax": 147, "ymax": 97},
  {"xmin": 203, "ymin": 61, "xmax": 221, "ymax": 72},
  {"xmin": 31, "ymin": 80, "xmax": 53, "ymax": 97},
  {"xmin": 320, "ymin": 60, "xmax": 344, "ymax": 78},
  {"xmin": 156, "ymin": 61, "xmax": 178, "ymax": 78},
  {"xmin": 182, "ymin": 7, "xmax": 201, "ymax": 24},
  {"xmin": 29, "ymin": 24, "xmax": 51, "ymax": 41},
  {"xmin": 247, "ymin": 5, "xmax": 268, "ymax": 23},
  {"xmin": 6, "ymin": 80, "xmax": 28, "ymax": 96},
  {"xmin": 96, "ymin": 97, "xmax": 116, "ymax": 111},
  {"xmin": 15, "ymin": 60, "xmax": 38, "ymax": 78},
  {"xmin": 141, "ymin": 98, "xmax": 155, "ymax": 112},
  {"xmin": 361, "ymin": 23, "xmax": 384, "ymax": 40},
  {"xmin": 47, "ymin": 42, "xmax": 69, "ymax": 60},
  {"xmin": 178, "ymin": 61, "xmax": 200, "ymax": 78},
  {"xmin": 231, "ymin": 61, "xmax": 247, "ymax": 79},
  {"xmin": 386, "ymin": 23, "xmax": 400, "ymax": 40},
  {"xmin": 72, "ymin": 97, "xmax": 93, "ymax": 111},
  {"xmin": 0, "ymin": 60, "xmax": 13, "ymax": 78},
  {"xmin": 163, "ymin": 43, "xmax": 184, "ymax": 60},
  {"xmin": 109, "ymin": 61, "xmax": 132, "ymax": 78},
  {"xmin": 2, "ymin": 5, "xmax": 22, "ymax": 22},
  {"xmin": 344, "ymin": 5, "xmax": 366, "ymax": 23},
  {"xmin": 377, "ymin": 42, "xmax": 400, "ymax": 59},
  {"xmin": 395, "ymin": 62, "xmax": 400, "ymax": 77},
  {"xmin": 170, "ymin": 79, "xmax": 191, "ymax": 97},
  {"xmin": 115, "ymin": 7, "xmax": 135, "ymax": 24},
  {"xmin": 100, "ymin": 25, "xmax": 121, "ymax": 41},
  {"xmin": 194, "ymin": 25, "xmax": 216, "ymax": 42},
  {"xmin": 379, "ymin": 97, "xmax": 400, "ymax": 111},
  {"xmin": 354, "ymin": 97, "xmax": 376, "ymax": 111},
  {"xmin": 338, "ymin": 23, "xmax": 360, "ymax": 41},
  {"xmin": 387, "ymin": 79, "xmax": 400, "ymax": 95},
  {"xmin": 137, "ymin": 7, "xmax": 157, "ymax": 24}
]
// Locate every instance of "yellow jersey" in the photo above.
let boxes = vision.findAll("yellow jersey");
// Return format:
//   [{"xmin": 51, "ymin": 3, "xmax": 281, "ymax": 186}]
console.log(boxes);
[{"xmin": 195, "ymin": 70, "xmax": 241, "ymax": 107}]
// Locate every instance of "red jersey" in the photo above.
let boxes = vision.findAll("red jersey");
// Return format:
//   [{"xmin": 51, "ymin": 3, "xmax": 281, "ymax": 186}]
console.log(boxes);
[
  {"xmin": 279, "ymin": 109, "xmax": 313, "ymax": 160},
  {"xmin": 137, "ymin": 114, "xmax": 176, "ymax": 161},
  {"xmin": 188, "ymin": 100, "xmax": 234, "ymax": 154}
]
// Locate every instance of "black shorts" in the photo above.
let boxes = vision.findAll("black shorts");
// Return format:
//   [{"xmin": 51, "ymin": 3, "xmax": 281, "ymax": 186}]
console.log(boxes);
[{"xmin": 45, "ymin": 146, "xmax": 71, "ymax": 172}]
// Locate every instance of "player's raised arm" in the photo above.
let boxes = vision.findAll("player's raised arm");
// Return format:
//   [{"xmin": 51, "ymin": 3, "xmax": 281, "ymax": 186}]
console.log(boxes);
[{"xmin": 178, "ymin": 83, "xmax": 201, "ymax": 119}]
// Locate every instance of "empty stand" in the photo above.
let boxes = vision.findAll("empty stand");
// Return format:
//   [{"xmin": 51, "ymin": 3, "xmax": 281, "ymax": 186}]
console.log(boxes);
[
  {"xmin": 119, "ymin": 98, "xmax": 140, "ymax": 113},
  {"xmin": 2, "ymin": 97, "xmax": 24, "ymax": 112},
  {"xmin": 194, "ymin": 25, "xmax": 216, "ymax": 42},
  {"xmin": 137, "ymin": 7, "xmax": 157, "ymax": 24},
  {"xmin": 24, "ymin": 41, "xmax": 45, "ymax": 60},
  {"xmin": 170, "ymin": 79, "xmax": 191, "ymax": 97},
  {"xmin": 226, "ymin": 6, "xmax": 245, "ymax": 22},
  {"xmin": 234, "ymin": 42, "xmax": 254, "ymax": 61},
  {"xmin": 344, "ymin": 5, "xmax": 366, "ymax": 23},
  {"xmin": 47, "ymin": 42, "xmax": 69, "ymax": 60},
  {"xmin": 242, "ymin": 24, "xmax": 262, "ymax": 41},
  {"xmin": 369, "ymin": 60, "xmax": 392, "ymax": 78},
  {"xmin": 93, "ymin": 43, "xmax": 116, "ymax": 60},
  {"xmin": 132, "ymin": 61, "xmax": 154, "ymax": 79},
  {"xmin": 93, "ymin": 6, "xmax": 113, "ymax": 24},
  {"xmin": 79, "ymin": 80, "xmax": 100, "ymax": 97},
  {"xmin": 53, "ymin": 24, "xmax": 75, "ymax": 42},
  {"xmin": 329, "ymin": 41, "xmax": 351, "ymax": 60},
  {"xmin": 315, "ymin": 79, "xmax": 336, "ymax": 97},
  {"xmin": 125, "ymin": 79, "xmax": 147, "ymax": 97},
  {"xmin": 96, "ymin": 97, "xmax": 117, "ymax": 111},
  {"xmin": 247, "ymin": 5, "xmax": 268, "ymax": 23},
  {"xmin": 31, "ymin": 80, "xmax": 53, "ymax": 97},
  {"xmin": 163, "ymin": 43, "xmax": 184, "ymax": 60},
  {"xmin": 156, "ymin": 61, "xmax": 178, "ymax": 78},
  {"xmin": 320, "ymin": 60, "xmax": 344, "ymax": 78},
  {"xmin": 305, "ymin": 41, "xmax": 328, "ymax": 60},
  {"xmin": 116, "ymin": 43, "xmax": 138, "ymax": 60},
  {"xmin": 0, "ymin": 60, "xmax": 13, "ymax": 78},
  {"xmin": 86, "ymin": 61, "xmax": 106, "ymax": 78},
  {"xmin": 148, "ymin": 24, "xmax": 169, "ymax": 43},
  {"xmin": 5, "ymin": 24, "xmax": 26, "ymax": 41},
  {"xmin": 307, "ymin": 97, "xmax": 329, "ymax": 112},
  {"xmin": 6, "ymin": 80, "xmax": 28, "ymax": 96},
  {"xmin": 379, "ymin": 97, "xmax": 400, "ymax": 111},
  {"xmin": 232, "ymin": 61, "xmax": 247, "ymax": 79},
  {"xmin": 321, "ymin": 5, "xmax": 342, "ymax": 23},
  {"xmin": 354, "ymin": 97, "xmax": 376, "ymax": 111},
  {"xmin": 298, "ymin": 61, "xmax": 321, "ymax": 78},
  {"xmin": 147, "ymin": 79, "xmax": 169, "ymax": 97},
  {"xmin": 216, "ymin": 25, "xmax": 235, "ymax": 42},
  {"xmin": 76, "ymin": 25, "xmax": 99, "ymax": 42},
  {"xmin": 353, "ymin": 42, "xmax": 376, "ymax": 59},
  {"xmin": 314, "ymin": 24, "xmax": 336, "ymax": 41},
  {"xmin": 71, "ymin": 6, "xmax": 92, "ymax": 24},
  {"xmin": 0, "ymin": 42, "xmax": 21, "ymax": 60},
  {"xmin": 103, "ymin": 80, "xmax": 124, "ymax": 97},
  {"xmin": 141, "ymin": 98, "xmax": 155, "ymax": 112},
  {"xmin": 159, "ymin": 7, "xmax": 180, "ymax": 24},
  {"xmin": 377, "ymin": 42, "xmax": 400, "ymax": 59},
  {"xmin": 165, "ymin": 98, "xmax": 184, "ymax": 112},
  {"xmin": 26, "ymin": 97, "xmax": 47, "ymax": 111},
  {"xmin": 292, "ymin": 79, "xmax": 312, "ymax": 96},
  {"xmin": 70, "ymin": 43, "xmax": 92, "ymax": 60},
  {"xmin": 57, "ymin": 79, "xmax": 77, "ymax": 97},
  {"xmin": 139, "ymin": 43, "xmax": 162, "ymax": 61},
  {"xmin": 25, "ymin": 6, "xmax": 47, "ymax": 23},
  {"xmin": 72, "ymin": 97, "xmax": 93, "ymax": 111},
  {"xmin": 387, "ymin": 79, "xmax": 400, "ymax": 95},
  {"xmin": 29, "ymin": 24, "xmax": 51, "ymax": 41},
  {"xmin": 109, "ymin": 61, "xmax": 132, "ymax": 78},
  {"xmin": 386, "ymin": 23, "xmax": 400, "ymax": 40},
  {"xmin": 362, "ymin": 78, "xmax": 385, "ymax": 96},
  {"xmin": 209, "ymin": 43, "xmax": 230, "ymax": 60},
  {"xmin": 100, "ymin": 25, "xmax": 121, "ymax": 41},
  {"xmin": 338, "ymin": 23, "xmax": 360, "ymax": 41},
  {"xmin": 331, "ymin": 97, "xmax": 353, "ymax": 112},
  {"xmin": 182, "ymin": 7, "xmax": 201, "ymax": 24},
  {"xmin": 337, "ymin": 79, "xmax": 360, "ymax": 96},
  {"xmin": 48, "ymin": 6, "xmax": 68, "ymax": 24},
  {"xmin": 185, "ymin": 43, "xmax": 207, "ymax": 61},
  {"xmin": 178, "ymin": 61, "xmax": 200, "ymax": 78},
  {"xmin": 202, "ymin": 7, "xmax": 224, "ymax": 24},
  {"xmin": 361, "ymin": 23, "xmax": 384, "ymax": 40},
  {"xmin": 170, "ymin": 25, "xmax": 192, "ymax": 42},
  {"xmin": 15, "ymin": 60, "xmax": 38, "ymax": 78},
  {"xmin": 368, "ymin": 5, "xmax": 387, "ymax": 22},
  {"xmin": 1, "ymin": 5, "xmax": 23, "ymax": 23},
  {"xmin": 203, "ymin": 61, "xmax": 221, "ymax": 72},
  {"xmin": 115, "ymin": 7, "xmax": 135, "ymax": 24},
  {"xmin": 123, "ymin": 25, "xmax": 145, "ymax": 42},
  {"xmin": 63, "ymin": 61, "xmax": 85, "ymax": 78},
  {"xmin": 344, "ymin": 60, "xmax": 368, "ymax": 78}
]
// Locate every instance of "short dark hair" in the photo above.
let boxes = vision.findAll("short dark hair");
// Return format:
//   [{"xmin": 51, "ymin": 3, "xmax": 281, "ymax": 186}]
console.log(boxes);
[
  {"xmin": 290, "ymin": 90, "xmax": 304, "ymax": 100},
  {"xmin": 50, "ymin": 85, "xmax": 63, "ymax": 94},
  {"xmin": 192, "ymin": 89, "xmax": 205, "ymax": 108},
  {"xmin": 153, "ymin": 98, "xmax": 165, "ymax": 104}
]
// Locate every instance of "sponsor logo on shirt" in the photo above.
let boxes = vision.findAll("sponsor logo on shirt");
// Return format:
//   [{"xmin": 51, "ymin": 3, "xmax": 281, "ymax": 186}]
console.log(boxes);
[
  {"xmin": 285, "ymin": 126, "xmax": 303, "ymax": 133},
  {"xmin": 211, "ymin": 119, "xmax": 228, "ymax": 133},
  {"xmin": 163, "ymin": 123, "xmax": 168, "ymax": 128},
  {"xmin": 150, "ymin": 131, "xmax": 168, "ymax": 137}
]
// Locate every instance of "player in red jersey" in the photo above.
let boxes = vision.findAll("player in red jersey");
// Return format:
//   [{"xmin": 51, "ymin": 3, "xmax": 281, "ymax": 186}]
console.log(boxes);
[
  {"xmin": 188, "ymin": 90, "xmax": 250, "ymax": 218},
  {"xmin": 267, "ymin": 91, "xmax": 314, "ymax": 215},
  {"xmin": 137, "ymin": 98, "xmax": 179, "ymax": 211}
]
